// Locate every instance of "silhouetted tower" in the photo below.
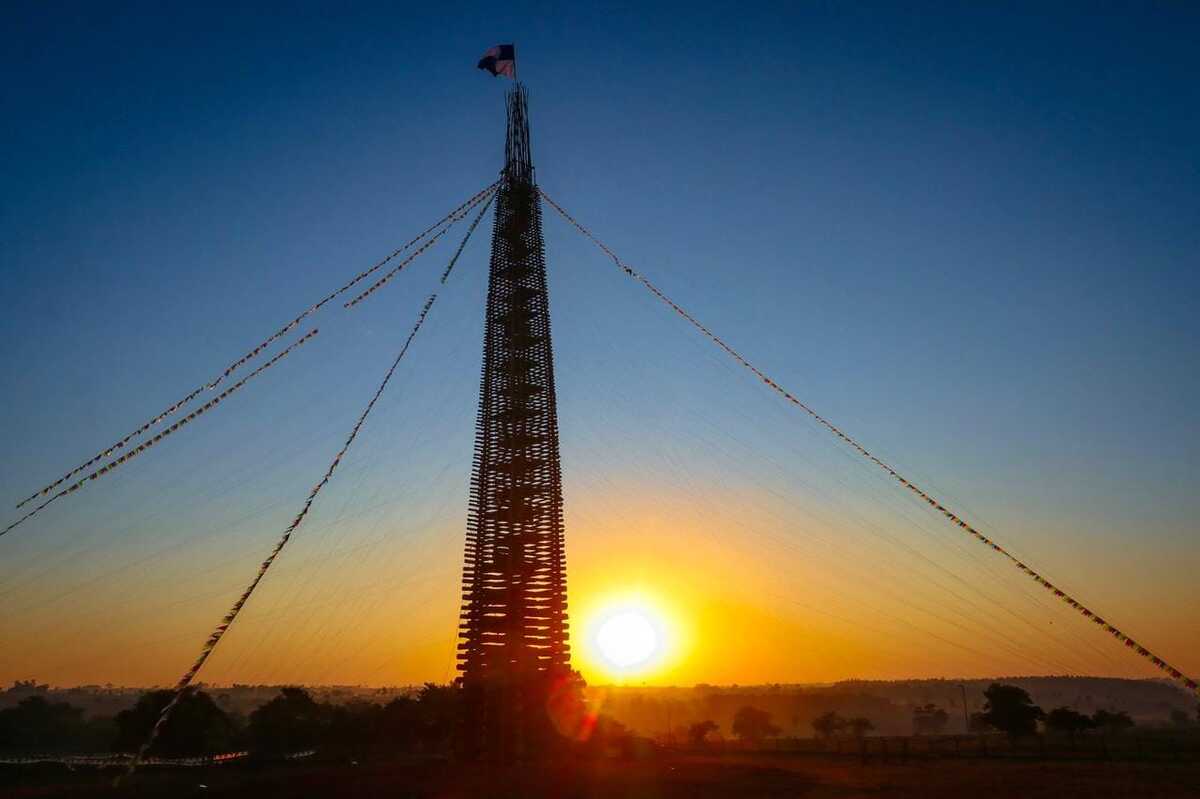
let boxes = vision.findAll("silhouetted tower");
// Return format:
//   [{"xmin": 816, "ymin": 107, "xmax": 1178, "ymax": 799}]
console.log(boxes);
[{"xmin": 457, "ymin": 84, "xmax": 570, "ymax": 758}]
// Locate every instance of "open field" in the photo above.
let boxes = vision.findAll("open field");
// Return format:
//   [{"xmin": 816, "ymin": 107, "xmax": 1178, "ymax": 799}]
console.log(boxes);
[{"xmin": 6, "ymin": 751, "xmax": 1200, "ymax": 799}]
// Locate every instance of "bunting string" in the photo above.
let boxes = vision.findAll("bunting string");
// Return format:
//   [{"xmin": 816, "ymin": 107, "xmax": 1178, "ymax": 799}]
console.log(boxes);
[
  {"xmin": 440, "ymin": 190, "xmax": 496, "ymax": 285},
  {"xmin": 1, "ymin": 330, "xmax": 320, "ymax": 540},
  {"xmin": 15, "ymin": 385, "xmax": 207, "ymax": 512},
  {"xmin": 122, "ymin": 301, "xmax": 433, "ymax": 783},
  {"xmin": 539, "ymin": 187, "xmax": 1199, "ymax": 698},
  {"xmin": 15, "ymin": 181, "xmax": 498, "ymax": 513},
  {"xmin": 345, "ymin": 186, "xmax": 497, "ymax": 308},
  {"xmin": 120, "ymin": 200, "xmax": 492, "ymax": 781}
]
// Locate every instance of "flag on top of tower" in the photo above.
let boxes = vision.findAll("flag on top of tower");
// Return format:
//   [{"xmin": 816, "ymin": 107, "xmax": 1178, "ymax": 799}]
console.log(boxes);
[{"xmin": 477, "ymin": 44, "xmax": 515, "ymax": 78}]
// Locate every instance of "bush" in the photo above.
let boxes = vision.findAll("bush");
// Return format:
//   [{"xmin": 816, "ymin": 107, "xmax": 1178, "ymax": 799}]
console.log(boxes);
[
  {"xmin": 848, "ymin": 717, "xmax": 875, "ymax": 738},
  {"xmin": 811, "ymin": 710, "xmax": 845, "ymax": 739},
  {"xmin": 733, "ymin": 706, "xmax": 780, "ymax": 743},
  {"xmin": 1092, "ymin": 709, "xmax": 1134, "ymax": 734},
  {"xmin": 912, "ymin": 704, "xmax": 949, "ymax": 735},
  {"xmin": 1045, "ymin": 706, "xmax": 1093, "ymax": 738}
]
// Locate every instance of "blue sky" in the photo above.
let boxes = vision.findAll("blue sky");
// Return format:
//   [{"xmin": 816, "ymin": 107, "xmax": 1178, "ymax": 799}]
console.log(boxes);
[{"xmin": 1, "ymin": 2, "xmax": 1197, "ymax": 685}]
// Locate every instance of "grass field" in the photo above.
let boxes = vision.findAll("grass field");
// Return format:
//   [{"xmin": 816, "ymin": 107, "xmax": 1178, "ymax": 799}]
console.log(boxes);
[{"xmin": 6, "ymin": 750, "xmax": 1200, "ymax": 798}]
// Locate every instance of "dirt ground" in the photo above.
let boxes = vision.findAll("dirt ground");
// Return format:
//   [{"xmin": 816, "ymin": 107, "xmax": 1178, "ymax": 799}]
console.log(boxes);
[{"xmin": 6, "ymin": 752, "xmax": 1200, "ymax": 799}]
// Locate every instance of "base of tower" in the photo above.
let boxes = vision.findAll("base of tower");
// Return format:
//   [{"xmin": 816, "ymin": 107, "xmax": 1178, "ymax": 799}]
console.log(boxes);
[{"xmin": 456, "ymin": 668, "xmax": 590, "ymax": 761}]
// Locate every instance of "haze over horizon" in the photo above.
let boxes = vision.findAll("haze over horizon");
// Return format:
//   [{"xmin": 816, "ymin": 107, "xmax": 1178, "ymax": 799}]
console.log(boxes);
[{"xmin": 2, "ymin": 3, "xmax": 1197, "ymax": 691}]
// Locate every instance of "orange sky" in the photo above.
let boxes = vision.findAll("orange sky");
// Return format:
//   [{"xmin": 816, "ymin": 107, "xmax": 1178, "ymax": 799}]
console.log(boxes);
[{"xmin": 3, "ymin": 480, "xmax": 1194, "ymax": 691}]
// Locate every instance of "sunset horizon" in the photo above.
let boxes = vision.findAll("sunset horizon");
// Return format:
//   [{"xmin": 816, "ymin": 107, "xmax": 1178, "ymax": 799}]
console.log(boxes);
[{"xmin": 3, "ymin": 3, "xmax": 1197, "ymax": 796}]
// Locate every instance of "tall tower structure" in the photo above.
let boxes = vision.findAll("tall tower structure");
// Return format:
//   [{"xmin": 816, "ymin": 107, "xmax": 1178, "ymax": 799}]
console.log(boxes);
[{"xmin": 457, "ymin": 84, "xmax": 570, "ymax": 757}]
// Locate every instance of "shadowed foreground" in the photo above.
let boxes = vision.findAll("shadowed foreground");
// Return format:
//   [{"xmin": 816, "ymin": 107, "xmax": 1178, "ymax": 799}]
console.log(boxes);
[{"xmin": 7, "ymin": 753, "xmax": 1200, "ymax": 799}]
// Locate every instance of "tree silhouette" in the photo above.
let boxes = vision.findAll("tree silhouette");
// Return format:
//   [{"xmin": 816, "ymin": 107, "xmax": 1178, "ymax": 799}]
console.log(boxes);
[
  {"xmin": 247, "ymin": 687, "xmax": 324, "ymax": 756},
  {"xmin": 847, "ymin": 717, "xmax": 875, "ymax": 739},
  {"xmin": 687, "ymin": 719, "xmax": 718, "ymax": 746},
  {"xmin": 413, "ymin": 683, "xmax": 460, "ymax": 753},
  {"xmin": 1045, "ymin": 706, "xmax": 1094, "ymax": 742},
  {"xmin": 377, "ymin": 695, "xmax": 420, "ymax": 752},
  {"xmin": 243, "ymin": 684, "xmax": 473, "ymax": 759},
  {"xmin": 324, "ymin": 700, "xmax": 383, "ymax": 757},
  {"xmin": 811, "ymin": 710, "xmax": 846, "ymax": 739},
  {"xmin": 114, "ymin": 689, "xmax": 237, "ymax": 756},
  {"xmin": 912, "ymin": 703, "xmax": 949, "ymax": 735},
  {"xmin": 1091, "ymin": 709, "xmax": 1134, "ymax": 734},
  {"xmin": 0, "ymin": 696, "xmax": 91, "ymax": 752},
  {"xmin": 979, "ymin": 683, "xmax": 1043, "ymax": 740},
  {"xmin": 732, "ymin": 706, "xmax": 780, "ymax": 743}
]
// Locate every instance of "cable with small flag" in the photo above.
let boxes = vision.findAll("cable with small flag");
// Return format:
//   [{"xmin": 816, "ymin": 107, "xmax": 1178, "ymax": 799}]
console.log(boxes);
[{"xmin": 539, "ymin": 186, "xmax": 1199, "ymax": 698}]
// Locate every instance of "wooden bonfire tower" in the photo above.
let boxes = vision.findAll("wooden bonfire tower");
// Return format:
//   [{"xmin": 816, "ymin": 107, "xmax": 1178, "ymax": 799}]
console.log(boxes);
[{"xmin": 457, "ymin": 84, "xmax": 571, "ymax": 758}]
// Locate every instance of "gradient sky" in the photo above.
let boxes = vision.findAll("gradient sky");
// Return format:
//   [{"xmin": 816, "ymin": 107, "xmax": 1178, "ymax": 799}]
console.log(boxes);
[{"xmin": 1, "ymin": 2, "xmax": 1197, "ymax": 689}]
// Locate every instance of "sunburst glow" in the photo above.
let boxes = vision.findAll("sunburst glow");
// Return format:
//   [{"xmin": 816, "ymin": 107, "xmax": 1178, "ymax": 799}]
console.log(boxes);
[
  {"xmin": 596, "ymin": 610, "xmax": 659, "ymax": 668},
  {"xmin": 580, "ymin": 592, "xmax": 683, "ymax": 681}
]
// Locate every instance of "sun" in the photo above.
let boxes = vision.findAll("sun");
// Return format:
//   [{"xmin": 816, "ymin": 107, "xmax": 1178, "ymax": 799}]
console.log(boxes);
[
  {"xmin": 596, "ymin": 610, "xmax": 659, "ymax": 669},
  {"xmin": 579, "ymin": 590, "xmax": 685, "ymax": 682}
]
